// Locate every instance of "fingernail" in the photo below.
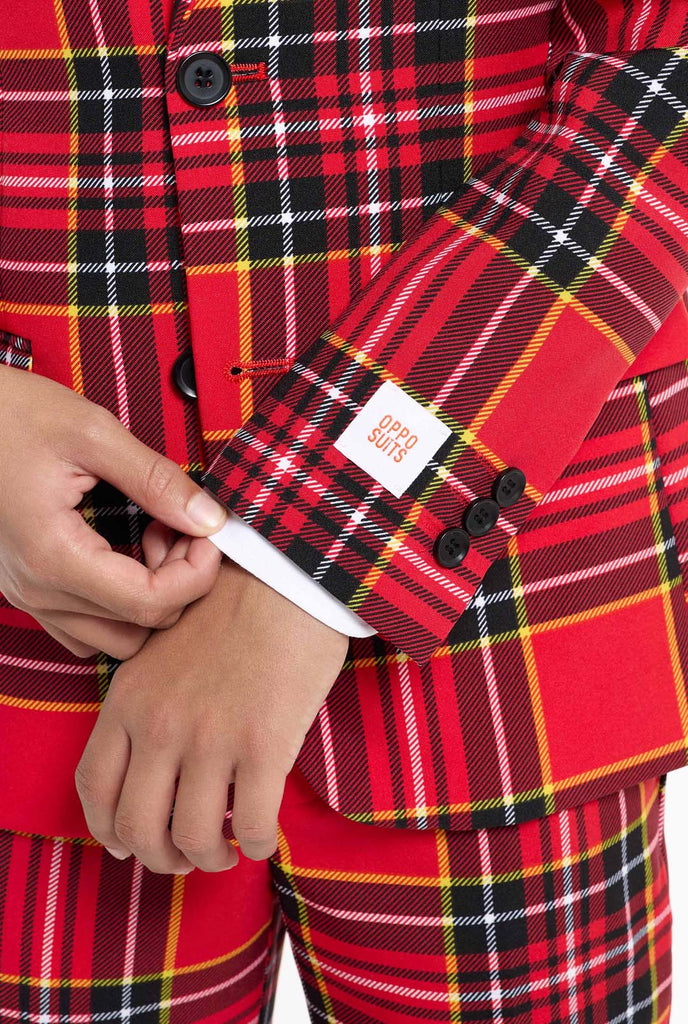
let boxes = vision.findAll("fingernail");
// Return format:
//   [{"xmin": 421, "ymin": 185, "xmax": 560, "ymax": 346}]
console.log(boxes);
[
  {"xmin": 105, "ymin": 846, "xmax": 130, "ymax": 860},
  {"xmin": 174, "ymin": 865, "xmax": 195, "ymax": 874},
  {"xmin": 186, "ymin": 491, "xmax": 227, "ymax": 531}
]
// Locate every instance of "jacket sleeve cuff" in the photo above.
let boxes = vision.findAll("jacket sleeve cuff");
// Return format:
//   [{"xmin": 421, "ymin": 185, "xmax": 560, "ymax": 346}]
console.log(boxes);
[
  {"xmin": 200, "ymin": 346, "xmax": 540, "ymax": 664},
  {"xmin": 206, "ymin": 503, "xmax": 377, "ymax": 638}
]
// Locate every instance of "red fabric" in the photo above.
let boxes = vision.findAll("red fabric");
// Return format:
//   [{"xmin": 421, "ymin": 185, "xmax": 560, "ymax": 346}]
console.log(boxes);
[
  {"xmin": 0, "ymin": 769, "xmax": 672, "ymax": 1024},
  {"xmin": 2, "ymin": 0, "xmax": 688, "ymax": 838},
  {"xmin": 621, "ymin": 298, "xmax": 688, "ymax": 378},
  {"xmin": 202, "ymin": 31, "xmax": 688, "ymax": 657}
]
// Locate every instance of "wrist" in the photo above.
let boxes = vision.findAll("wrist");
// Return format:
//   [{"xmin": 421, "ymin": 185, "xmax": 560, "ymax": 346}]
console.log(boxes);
[{"xmin": 216, "ymin": 556, "xmax": 350, "ymax": 653}]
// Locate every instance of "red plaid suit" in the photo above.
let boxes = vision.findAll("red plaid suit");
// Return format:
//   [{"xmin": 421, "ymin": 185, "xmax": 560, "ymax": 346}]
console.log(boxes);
[{"xmin": 2, "ymin": 0, "xmax": 688, "ymax": 838}]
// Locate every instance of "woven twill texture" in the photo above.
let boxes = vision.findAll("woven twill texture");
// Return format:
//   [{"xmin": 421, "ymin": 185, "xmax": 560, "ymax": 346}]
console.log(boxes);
[
  {"xmin": 0, "ymin": 768, "xmax": 672, "ymax": 1023},
  {"xmin": 2, "ymin": 0, "xmax": 688, "ymax": 837}
]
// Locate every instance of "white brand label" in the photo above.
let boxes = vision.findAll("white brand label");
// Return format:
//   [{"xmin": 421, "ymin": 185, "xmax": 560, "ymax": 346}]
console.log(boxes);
[{"xmin": 333, "ymin": 380, "xmax": 452, "ymax": 498}]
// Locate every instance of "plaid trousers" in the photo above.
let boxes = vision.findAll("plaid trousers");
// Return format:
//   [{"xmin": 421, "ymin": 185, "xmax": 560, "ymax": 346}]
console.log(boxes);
[{"xmin": 0, "ymin": 767, "xmax": 672, "ymax": 1024}]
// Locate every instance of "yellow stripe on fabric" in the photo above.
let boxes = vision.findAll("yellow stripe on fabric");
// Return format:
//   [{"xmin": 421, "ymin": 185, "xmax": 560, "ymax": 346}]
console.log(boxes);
[
  {"xmin": 333, "ymin": 742, "xmax": 686, "ymax": 826},
  {"xmin": 193, "ymin": 0, "xmax": 284, "ymax": 9},
  {"xmin": 0, "ymin": 43, "xmax": 162, "ymax": 59},
  {"xmin": 0, "ymin": 300, "xmax": 187, "ymax": 319},
  {"xmin": 0, "ymin": 692, "xmax": 102, "ymax": 713},
  {"xmin": 638, "ymin": 780, "xmax": 660, "ymax": 1021},
  {"xmin": 505, "ymin": 540, "xmax": 555, "ymax": 815},
  {"xmin": 185, "ymin": 242, "xmax": 399, "ymax": 275},
  {"xmin": 275, "ymin": 824, "xmax": 336, "ymax": 1020},
  {"xmin": 440, "ymin": 208, "xmax": 638, "ymax": 370},
  {"xmin": 51, "ymin": 0, "xmax": 82, "ymax": 396},
  {"xmin": 202, "ymin": 426, "xmax": 242, "ymax": 441},
  {"xmin": 217, "ymin": 0, "xmax": 255, "ymax": 426},
  {"xmin": 263, "ymin": 788, "xmax": 661, "ymax": 891},
  {"xmin": 463, "ymin": 0, "xmax": 477, "ymax": 180},
  {"xmin": 0, "ymin": 917, "xmax": 275, "ymax": 987},
  {"xmin": 435, "ymin": 831, "xmax": 463, "ymax": 1022},
  {"xmin": 633, "ymin": 378, "xmax": 688, "ymax": 745},
  {"xmin": 160, "ymin": 874, "xmax": 186, "ymax": 1024}
]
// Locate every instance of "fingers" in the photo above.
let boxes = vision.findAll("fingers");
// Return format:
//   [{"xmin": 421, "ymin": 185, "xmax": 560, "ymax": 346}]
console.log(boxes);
[
  {"xmin": 9, "ymin": 521, "xmax": 148, "ymax": 622},
  {"xmin": 35, "ymin": 609, "xmax": 152, "ymax": 660},
  {"xmin": 78, "ymin": 728, "xmax": 282, "ymax": 872},
  {"xmin": 142, "ymin": 519, "xmax": 193, "ymax": 571},
  {"xmin": 141, "ymin": 520, "xmax": 178, "ymax": 570},
  {"xmin": 169, "ymin": 754, "xmax": 239, "ymax": 872},
  {"xmin": 32, "ymin": 614, "xmax": 100, "ymax": 659},
  {"xmin": 138, "ymin": 520, "xmax": 191, "ymax": 628},
  {"xmin": 16, "ymin": 523, "xmax": 219, "ymax": 659},
  {"xmin": 14, "ymin": 579, "xmax": 142, "ymax": 621},
  {"xmin": 74, "ymin": 717, "xmax": 133, "ymax": 859},
  {"xmin": 161, "ymin": 533, "xmax": 193, "ymax": 565},
  {"xmin": 77, "ymin": 413, "xmax": 227, "ymax": 537},
  {"xmin": 141, "ymin": 525, "xmax": 195, "ymax": 629},
  {"xmin": 231, "ymin": 760, "xmax": 285, "ymax": 861},
  {"xmin": 111, "ymin": 748, "xmax": 195, "ymax": 874},
  {"xmin": 62, "ymin": 532, "xmax": 223, "ymax": 627},
  {"xmin": 14, "ymin": 512, "xmax": 209, "ymax": 638}
]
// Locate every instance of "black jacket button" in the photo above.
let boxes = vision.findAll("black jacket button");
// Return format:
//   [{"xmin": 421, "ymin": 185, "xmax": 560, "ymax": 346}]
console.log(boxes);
[
  {"xmin": 172, "ymin": 352, "xmax": 197, "ymax": 399},
  {"xmin": 463, "ymin": 497, "xmax": 500, "ymax": 537},
  {"xmin": 492, "ymin": 467, "xmax": 526, "ymax": 507},
  {"xmin": 176, "ymin": 53, "xmax": 232, "ymax": 107},
  {"xmin": 434, "ymin": 527, "xmax": 470, "ymax": 569}
]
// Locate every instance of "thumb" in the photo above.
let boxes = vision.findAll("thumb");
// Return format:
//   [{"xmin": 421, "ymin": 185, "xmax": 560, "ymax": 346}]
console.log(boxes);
[{"xmin": 78, "ymin": 412, "xmax": 228, "ymax": 536}]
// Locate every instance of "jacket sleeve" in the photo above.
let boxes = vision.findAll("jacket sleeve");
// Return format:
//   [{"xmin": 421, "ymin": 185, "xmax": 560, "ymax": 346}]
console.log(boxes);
[
  {"xmin": 205, "ymin": 505, "xmax": 377, "ymax": 637},
  {"xmin": 201, "ymin": 3, "xmax": 688, "ymax": 664}
]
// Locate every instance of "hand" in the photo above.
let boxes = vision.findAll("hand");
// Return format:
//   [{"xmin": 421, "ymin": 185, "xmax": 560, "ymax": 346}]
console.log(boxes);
[
  {"xmin": 0, "ymin": 365, "xmax": 228, "ymax": 659},
  {"xmin": 74, "ymin": 557, "xmax": 350, "ymax": 874}
]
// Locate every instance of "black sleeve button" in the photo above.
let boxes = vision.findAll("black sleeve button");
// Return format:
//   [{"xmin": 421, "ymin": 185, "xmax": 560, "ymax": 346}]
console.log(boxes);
[
  {"xmin": 176, "ymin": 53, "xmax": 232, "ymax": 107},
  {"xmin": 172, "ymin": 352, "xmax": 197, "ymax": 399},
  {"xmin": 462, "ymin": 497, "xmax": 500, "ymax": 537},
  {"xmin": 492, "ymin": 466, "xmax": 526, "ymax": 507},
  {"xmin": 434, "ymin": 527, "xmax": 470, "ymax": 569}
]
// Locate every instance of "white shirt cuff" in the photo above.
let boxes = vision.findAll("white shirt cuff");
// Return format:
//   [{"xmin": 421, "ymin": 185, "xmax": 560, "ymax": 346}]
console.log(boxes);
[{"xmin": 205, "ymin": 497, "xmax": 378, "ymax": 638}]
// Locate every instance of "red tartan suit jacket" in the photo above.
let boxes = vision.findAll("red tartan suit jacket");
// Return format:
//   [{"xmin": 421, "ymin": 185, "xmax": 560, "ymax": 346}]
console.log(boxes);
[{"xmin": 2, "ymin": 0, "xmax": 688, "ymax": 839}]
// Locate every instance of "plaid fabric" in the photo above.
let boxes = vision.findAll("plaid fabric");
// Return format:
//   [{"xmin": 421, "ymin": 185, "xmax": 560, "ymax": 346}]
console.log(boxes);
[
  {"xmin": 0, "ymin": 332, "xmax": 33, "ymax": 371},
  {"xmin": 2, "ymin": 0, "xmax": 688, "ymax": 839},
  {"xmin": 0, "ymin": 768, "xmax": 672, "ymax": 1023},
  {"xmin": 200, "ymin": 21, "xmax": 688, "ymax": 661}
]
